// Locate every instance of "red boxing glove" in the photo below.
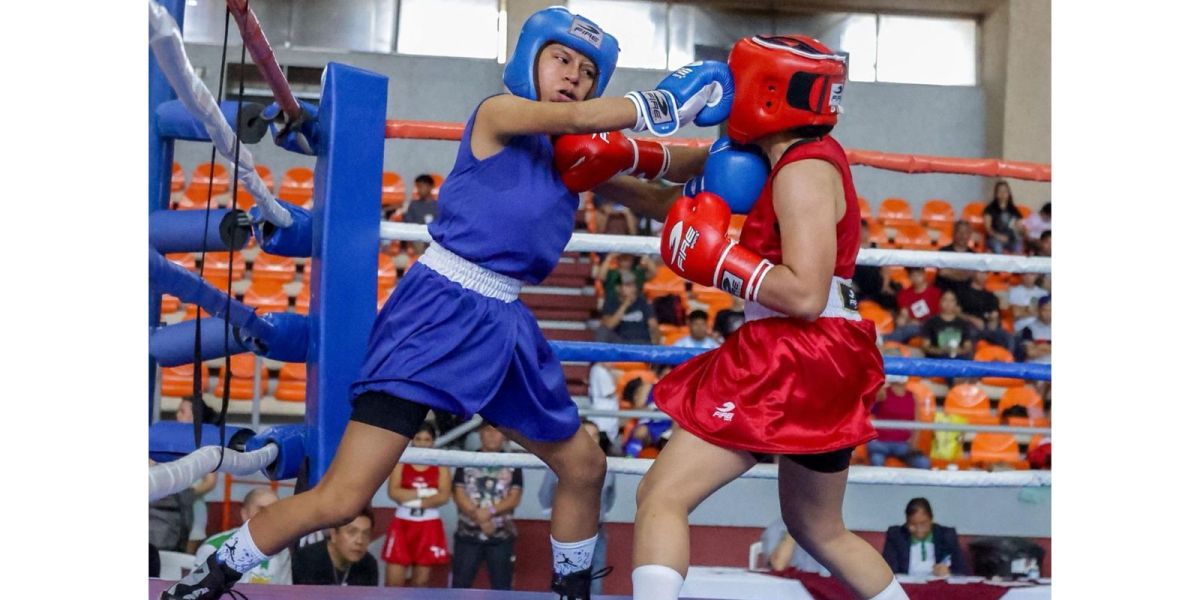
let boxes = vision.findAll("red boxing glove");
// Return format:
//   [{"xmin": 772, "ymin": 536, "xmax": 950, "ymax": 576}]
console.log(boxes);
[
  {"xmin": 661, "ymin": 192, "xmax": 774, "ymax": 302},
  {"xmin": 554, "ymin": 130, "xmax": 670, "ymax": 193}
]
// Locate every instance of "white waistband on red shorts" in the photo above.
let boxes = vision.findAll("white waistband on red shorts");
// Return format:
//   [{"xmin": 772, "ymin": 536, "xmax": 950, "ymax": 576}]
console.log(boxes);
[
  {"xmin": 744, "ymin": 276, "xmax": 861, "ymax": 322},
  {"xmin": 417, "ymin": 241, "xmax": 523, "ymax": 303}
]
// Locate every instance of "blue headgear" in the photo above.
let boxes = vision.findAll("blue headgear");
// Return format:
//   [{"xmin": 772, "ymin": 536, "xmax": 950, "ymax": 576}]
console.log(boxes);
[{"xmin": 503, "ymin": 6, "xmax": 620, "ymax": 101}]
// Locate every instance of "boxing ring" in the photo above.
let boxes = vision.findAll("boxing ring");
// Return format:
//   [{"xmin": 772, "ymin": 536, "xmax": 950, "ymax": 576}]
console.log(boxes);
[{"xmin": 148, "ymin": 1, "xmax": 1050, "ymax": 598}]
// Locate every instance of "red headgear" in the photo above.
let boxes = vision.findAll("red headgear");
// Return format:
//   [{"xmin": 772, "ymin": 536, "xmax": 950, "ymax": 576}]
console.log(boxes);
[{"xmin": 726, "ymin": 35, "xmax": 847, "ymax": 144}]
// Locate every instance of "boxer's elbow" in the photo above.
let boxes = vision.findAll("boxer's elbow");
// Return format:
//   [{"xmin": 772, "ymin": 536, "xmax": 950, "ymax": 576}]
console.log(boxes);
[{"xmin": 781, "ymin": 292, "xmax": 829, "ymax": 320}]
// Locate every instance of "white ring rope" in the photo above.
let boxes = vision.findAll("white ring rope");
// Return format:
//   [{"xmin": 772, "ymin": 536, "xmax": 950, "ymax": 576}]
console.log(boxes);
[
  {"xmin": 148, "ymin": 1, "xmax": 293, "ymax": 228},
  {"xmin": 400, "ymin": 448, "xmax": 1049, "ymax": 488},
  {"xmin": 149, "ymin": 444, "xmax": 279, "ymax": 502},
  {"xmin": 379, "ymin": 223, "xmax": 1051, "ymax": 274}
]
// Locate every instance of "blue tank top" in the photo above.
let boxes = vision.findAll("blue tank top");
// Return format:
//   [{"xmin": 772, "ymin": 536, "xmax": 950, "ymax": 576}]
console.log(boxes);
[{"xmin": 427, "ymin": 99, "xmax": 577, "ymax": 284}]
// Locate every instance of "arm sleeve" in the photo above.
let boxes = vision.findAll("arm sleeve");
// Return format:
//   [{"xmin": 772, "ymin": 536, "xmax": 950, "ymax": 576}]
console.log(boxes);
[
  {"xmin": 511, "ymin": 467, "xmax": 524, "ymax": 488},
  {"xmin": 453, "ymin": 467, "xmax": 465, "ymax": 487}
]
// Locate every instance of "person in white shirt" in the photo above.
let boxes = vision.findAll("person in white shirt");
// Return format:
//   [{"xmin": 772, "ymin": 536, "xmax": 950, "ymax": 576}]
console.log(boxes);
[
  {"xmin": 194, "ymin": 487, "xmax": 291, "ymax": 584},
  {"xmin": 587, "ymin": 363, "xmax": 620, "ymax": 442},
  {"xmin": 1005, "ymin": 272, "xmax": 1048, "ymax": 331},
  {"xmin": 1022, "ymin": 202, "xmax": 1050, "ymax": 247},
  {"xmin": 671, "ymin": 310, "xmax": 719, "ymax": 350}
]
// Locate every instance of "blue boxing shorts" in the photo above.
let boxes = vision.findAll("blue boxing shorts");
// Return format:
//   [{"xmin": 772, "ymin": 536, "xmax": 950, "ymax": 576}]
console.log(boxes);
[{"xmin": 349, "ymin": 242, "xmax": 579, "ymax": 443}]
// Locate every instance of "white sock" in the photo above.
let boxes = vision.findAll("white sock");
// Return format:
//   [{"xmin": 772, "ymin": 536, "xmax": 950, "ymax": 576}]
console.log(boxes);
[
  {"xmin": 551, "ymin": 534, "xmax": 598, "ymax": 576},
  {"xmin": 867, "ymin": 577, "xmax": 909, "ymax": 600},
  {"xmin": 632, "ymin": 564, "xmax": 684, "ymax": 600},
  {"xmin": 214, "ymin": 522, "xmax": 267, "ymax": 573}
]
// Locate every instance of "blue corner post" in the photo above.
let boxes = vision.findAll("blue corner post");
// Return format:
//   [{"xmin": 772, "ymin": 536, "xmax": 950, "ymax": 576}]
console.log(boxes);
[
  {"xmin": 149, "ymin": 0, "xmax": 186, "ymax": 424},
  {"xmin": 305, "ymin": 63, "xmax": 387, "ymax": 486}
]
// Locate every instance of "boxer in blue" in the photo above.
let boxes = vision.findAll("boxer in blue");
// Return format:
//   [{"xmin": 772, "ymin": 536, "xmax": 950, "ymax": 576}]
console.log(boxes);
[{"xmin": 162, "ymin": 7, "xmax": 732, "ymax": 600}]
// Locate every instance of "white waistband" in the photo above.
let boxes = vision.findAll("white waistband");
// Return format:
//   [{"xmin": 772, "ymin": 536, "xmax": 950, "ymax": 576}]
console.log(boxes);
[
  {"xmin": 417, "ymin": 241, "xmax": 523, "ymax": 303},
  {"xmin": 745, "ymin": 276, "xmax": 861, "ymax": 322}
]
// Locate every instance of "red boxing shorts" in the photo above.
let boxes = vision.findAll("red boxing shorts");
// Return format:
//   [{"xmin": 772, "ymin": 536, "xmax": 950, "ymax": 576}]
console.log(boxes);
[
  {"xmin": 382, "ymin": 517, "xmax": 450, "ymax": 566},
  {"xmin": 653, "ymin": 316, "xmax": 884, "ymax": 455}
]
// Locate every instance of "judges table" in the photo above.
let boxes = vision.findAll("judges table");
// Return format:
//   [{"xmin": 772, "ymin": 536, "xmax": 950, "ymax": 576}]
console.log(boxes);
[{"xmin": 680, "ymin": 567, "xmax": 1051, "ymax": 600}]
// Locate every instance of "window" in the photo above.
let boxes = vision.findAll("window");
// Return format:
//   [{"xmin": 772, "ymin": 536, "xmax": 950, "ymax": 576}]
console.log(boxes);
[
  {"xmin": 568, "ymin": 0, "xmax": 669, "ymax": 69},
  {"xmin": 397, "ymin": 0, "xmax": 500, "ymax": 59},
  {"xmin": 875, "ymin": 15, "xmax": 977, "ymax": 85}
]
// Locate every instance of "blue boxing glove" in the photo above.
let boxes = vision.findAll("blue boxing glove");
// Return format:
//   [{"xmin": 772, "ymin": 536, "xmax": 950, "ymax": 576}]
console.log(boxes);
[
  {"xmin": 262, "ymin": 100, "xmax": 320, "ymax": 156},
  {"xmin": 682, "ymin": 136, "xmax": 770, "ymax": 214},
  {"xmin": 626, "ymin": 61, "xmax": 734, "ymax": 137}
]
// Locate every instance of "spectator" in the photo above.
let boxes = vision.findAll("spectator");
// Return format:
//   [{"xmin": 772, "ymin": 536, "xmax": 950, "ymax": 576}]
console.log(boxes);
[
  {"xmin": 539, "ymin": 420, "xmax": 617, "ymax": 596},
  {"xmin": 292, "ymin": 507, "xmax": 379, "ymax": 586},
  {"xmin": 598, "ymin": 272, "xmax": 660, "ymax": 345},
  {"xmin": 983, "ymin": 181, "xmax": 1025, "ymax": 254},
  {"xmin": 713, "ymin": 298, "xmax": 746, "ymax": 341},
  {"xmin": 451, "ymin": 424, "xmax": 523, "ymax": 590},
  {"xmin": 920, "ymin": 291, "xmax": 977, "ymax": 360},
  {"xmin": 955, "ymin": 271, "xmax": 1000, "ymax": 330},
  {"xmin": 1022, "ymin": 202, "xmax": 1051, "ymax": 247},
  {"xmin": 854, "ymin": 221, "xmax": 899, "ymax": 310},
  {"xmin": 881, "ymin": 498, "xmax": 969, "ymax": 576},
  {"xmin": 934, "ymin": 220, "xmax": 977, "ymax": 296},
  {"xmin": 177, "ymin": 398, "xmax": 219, "ymax": 554},
  {"xmin": 382, "ymin": 422, "xmax": 452, "ymax": 587},
  {"xmin": 760, "ymin": 518, "xmax": 829, "ymax": 575},
  {"xmin": 867, "ymin": 375, "xmax": 931, "ymax": 469},
  {"xmin": 1020, "ymin": 296, "xmax": 1052, "ymax": 365},
  {"xmin": 599, "ymin": 254, "xmax": 648, "ymax": 304},
  {"xmin": 978, "ymin": 309, "xmax": 1018, "ymax": 356},
  {"xmin": 886, "ymin": 267, "xmax": 941, "ymax": 343},
  {"xmin": 1035, "ymin": 230, "xmax": 1051, "ymax": 257},
  {"xmin": 402, "ymin": 174, "xmax": 439, "ymax": 254},
  {"xmin": 596, "ymin": 197, "xmax": 638, "ymax": 235},
  {"xmin": 1006, "ymin": 272, "xmax": 1049, "ymax": 331},
  {"xmin": 195, "ymin": 487, "xmax": 291, "ymax": 584},
  {"xmin": 587, "ymin": 363, "xmax": 621, "ymax": 445},
  {"xmin": 673, "ymin": 310, "xmax": 719, "ymax": 349},
  {"xmin": 620, "ymin": 378, "xmax": 669, "ymax": 458}
]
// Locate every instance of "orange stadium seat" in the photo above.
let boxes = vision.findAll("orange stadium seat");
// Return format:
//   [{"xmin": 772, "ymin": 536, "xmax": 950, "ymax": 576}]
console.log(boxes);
[
  {"xmin": 235, "ymin": 165, "xmax": 274, "ymax": 211},
  {"xmin": 905, "ymin": 379, "xmax": 937, "ymax": 456},
  {"xmin": 166, "ymin": 253, "xmax": 196, "ymax": 272},
  {"xmin": 866, "ymin": 220, "xmax": 890, "ymax": 248},
  {"xmin": 161, "ymin": 364, "xmax": 209, "ymax": 397},
  {"xmin": 878, "ymin": 198, "xmax": 915, "ymax": 227},
  {"xmin": 171, "ymin": 162, "xmax": 186, "ymax": 193},
  {"xmin": 962, "ymin": 202, "xmax": 986, "ymax": 234},
  {"xmin": 692, "ymin": 286, "xmax": 733, "ymax": 323},
  {"xmin": 381, "ymin": 171, "xmax": 406, "ymax": 209},
  {"xmin": 969, "ymin": 433, "xmax": 1028, "ymax": 470},
  {"xmin": 378, "ymin": 253, "xmax": 398, "ymax": 289},
  {"xmin": 927, "ymin": 221, "xmax": 953, "ymax": 246},
  {"xmin": 859, "ymin": 300, "xmax": 894, "ymax": 335},
  {"xmin": 998, "ymin": 386, "xmax": 1048, "ymax": 426},
  {"xmin": 974, "ymin": 344, "xmax": 1023, "ymax": 387},
  {"xmin": 294, "ymin": 282, "xmax": 310, "ymax": 315},
  {"xmin": 250, "ymin": 252, "xmax": 297, "ymax": 293},
  {"xmin": 191, "ymin": 163, "xmax": 230, "ymax": 195},
  {"xmin": 893, "ymin": 223, "xmax": 936, "ymax": 250},
  {"xmin": 984, "ymin": 272, "xmax": 1012, "ymax": 293},
  {"xmin": 920, "ymin": 199, "xmax": 955, "ymax": 226},
  {"xmin": 642, "ymin": 266, "xmax": 686, "ymax": 301},
  {"xmin": 1017, "ymin": 204, "xmax": 1032, "ymax": 219},
  {"xmin": 728, "ymin": 214, "xmax": 747, "ymax": 241},
  {"xmin": 242, "ymin": 280, "xmax": 289, "ymax": 313},
  {"xmin": 944, "ymin": 383, "xmax": 999, "ymax": 425},
  {"xmin": 214, "ymin": 354, "xmax": 268, "ymax": 400},
  {"xmin": 275, "ymin": 362, "xmax": 307, "ymax": 402},
  {"xmin": 201, "ymin": 251, "xmax": 246, "ymax": 289},
  {"xmin": 881, "ymin": 340, "xmax": 911, "ymax": 357},
  {"xmin": 160, "ymin": 294, "xmax": 181, "ymax": 314},
  {"xmin": 175, "ymin": 184, "xmax": 227, "ymax": 210},
  {"xmin": 279, "ymin": 167, "xmax": 314, "ymax": 206},
  {"xmin": 858, "ymin": 196, "xmax": 872, "ymax": 222},
  {"xmin": 658, "ymin": 324, "xmax": 687, "ymax": 346}
]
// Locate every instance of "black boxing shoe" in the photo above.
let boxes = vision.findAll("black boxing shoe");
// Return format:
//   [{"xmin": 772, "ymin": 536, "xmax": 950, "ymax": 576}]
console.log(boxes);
[
  {"xmin": 159, "ymin": 551, "xmax": 247, "ymax": 600},
  {"xmin": 551, "ymin": 565, "xmax": 614, "ymax": 599}
]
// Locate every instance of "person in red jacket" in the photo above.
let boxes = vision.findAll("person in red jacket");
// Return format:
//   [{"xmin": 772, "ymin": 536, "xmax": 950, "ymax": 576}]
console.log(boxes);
[{"xmin": 631, "ymin": 35, "xmax": 903, "ymax": 600}]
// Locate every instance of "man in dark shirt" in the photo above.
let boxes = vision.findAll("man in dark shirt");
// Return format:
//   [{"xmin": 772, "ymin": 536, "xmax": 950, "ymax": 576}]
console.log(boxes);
[
  {"xmin": 954, "ymin": 271, "xmax": 1000, "ymax": 330},
  {"xmin": 598, "ymin": 273, "xmax": 660, "ymax": 344},
  {"xmin": 452, "ymin": 425, "xmax": 524, "ymax": 590},
  {"xmin": 920, "ymin": 290, "xmax": 977, "ymax": 360},
  {"xmin": 401, "ymin": 174, "xmax": 438, "ymax": 255},
  {"xmin": 934, "ymin": 220, "xmax": 976, "ymax": 295},
  {"xmin": 292, "ymin": 508, "xmax": 379, "ymax": 586}
]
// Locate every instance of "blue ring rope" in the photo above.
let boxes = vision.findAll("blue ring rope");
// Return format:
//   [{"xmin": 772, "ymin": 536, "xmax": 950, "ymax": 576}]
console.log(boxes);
[{"xmin": 548, "ymin": 341, "xmax": 1051, "ymax": 381}]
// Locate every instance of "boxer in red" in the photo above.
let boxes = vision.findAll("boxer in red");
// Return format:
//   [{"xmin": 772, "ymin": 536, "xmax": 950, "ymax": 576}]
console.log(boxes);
[{"xmin": 629, "ymin": 35, "xmax": 906, "ymax": 600}]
